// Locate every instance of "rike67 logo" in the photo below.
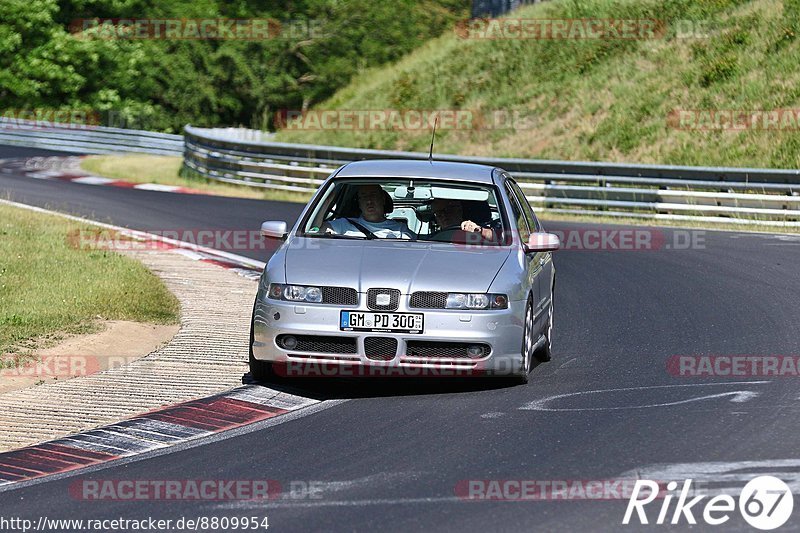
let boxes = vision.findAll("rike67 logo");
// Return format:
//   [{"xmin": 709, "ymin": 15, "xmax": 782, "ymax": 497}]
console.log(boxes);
[{"xmin": 623, "ymin": 476, "xmax": 794, "ymax": 530}]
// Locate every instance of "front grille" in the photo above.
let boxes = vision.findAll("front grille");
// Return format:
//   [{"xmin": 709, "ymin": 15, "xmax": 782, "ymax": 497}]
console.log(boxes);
[
  {"xmin": 364, "ymin": 337, "xmax": 398, "ymax": 361},
  {"xmin": 277, "ymin": 334, "xmax": 357, "ymax": 354},
  {"xmin": 410, "ymin": 291, "xmax": 448, "ymax": 309},
  {"xmin": 405, "ymin": 341, "xmax": 491, "ymax": 359},
  {"xmin": 288, "ymin": 354, "xmax": 359, "ymax": 362},
  {"xmin": 322, "ymin": 286, "xmax": 358, "ymax": 306},
  {"xmin": 367, "ymin": 288, "xmax": 400, "ymax": 311}
]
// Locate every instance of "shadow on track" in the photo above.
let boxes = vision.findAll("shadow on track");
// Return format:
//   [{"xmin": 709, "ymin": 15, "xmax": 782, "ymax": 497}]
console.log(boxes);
[{"xmin": 241, "ymin": 361, "xmax": 545, "ymax": 400}]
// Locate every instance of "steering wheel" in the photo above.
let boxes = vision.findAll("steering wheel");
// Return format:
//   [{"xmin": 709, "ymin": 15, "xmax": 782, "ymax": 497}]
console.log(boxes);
[{"xmin": 427, "ymin": 224, "xmax": 472, "ymax": 242}]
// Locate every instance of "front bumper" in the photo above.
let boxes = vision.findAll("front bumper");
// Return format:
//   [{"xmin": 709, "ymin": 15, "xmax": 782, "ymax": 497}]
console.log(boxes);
[{"xmin": 251, "ymin": 289, "xmax": 526, "ymax": 377}]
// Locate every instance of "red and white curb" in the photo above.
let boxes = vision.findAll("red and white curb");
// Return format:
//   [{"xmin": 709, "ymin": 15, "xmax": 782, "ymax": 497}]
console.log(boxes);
[
  {"xmin": 0, "ymin": 198, "xmax": 266, "ymax": 281},
  {"xmin": 0, "ymin": 385, "xmax": 318, "ymax": 487},
  {"xmin": 0, "ymin": 156, "xmax": 208, "ymax": 195}
]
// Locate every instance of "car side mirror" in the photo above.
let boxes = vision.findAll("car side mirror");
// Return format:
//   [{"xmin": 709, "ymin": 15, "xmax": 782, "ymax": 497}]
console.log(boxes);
[
  {"xmin": 526, "ymin": 232, "xmax": 560, "ymax": 252},
  {"xmin": 261, "ymin": 221, "xmax": 288, "ymax": 240}
]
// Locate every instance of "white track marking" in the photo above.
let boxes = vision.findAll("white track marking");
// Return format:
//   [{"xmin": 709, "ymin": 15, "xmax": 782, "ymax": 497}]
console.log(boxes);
[
  {"xmin": 71, "ymin": 176, "xmax": 115, "ymax": 185},
  {"xmin": 217, "ymin": 495, "xmax": 466, "ymax": 510},
  {"xmin": 618, "ymin": 459, "xmax": 800, "ymax": 494},
  {"xmin": 520, "ymin": 381, "xmax": 770, "ymax": 412},
  {"xmin": 26, "ymin": 171, "xmax": 56, "ymax": 179},
  {"xmin": 133, "ymin": 183, "xmax": 181, "ymax": 192},
  {"xmin": 0, "ymin": 198, "xmax": 265, "ymax": 272}
]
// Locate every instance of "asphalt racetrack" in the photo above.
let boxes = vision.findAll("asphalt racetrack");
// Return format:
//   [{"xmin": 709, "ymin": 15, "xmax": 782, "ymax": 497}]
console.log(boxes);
[{"xmin": 1, "ymin": 146, "xmax": 799, "ymax": 532}]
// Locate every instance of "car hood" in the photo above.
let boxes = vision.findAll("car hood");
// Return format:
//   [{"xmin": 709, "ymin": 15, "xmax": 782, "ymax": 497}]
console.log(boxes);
[{"xmin": 284, "ymin": 238, "xmax": 512, "ymax": 294}]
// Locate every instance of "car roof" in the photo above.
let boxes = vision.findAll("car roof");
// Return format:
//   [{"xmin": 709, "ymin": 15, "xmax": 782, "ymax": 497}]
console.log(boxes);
[{"xmin": 334, "ymin": 159, "xmax": 498, "ymax": 184}]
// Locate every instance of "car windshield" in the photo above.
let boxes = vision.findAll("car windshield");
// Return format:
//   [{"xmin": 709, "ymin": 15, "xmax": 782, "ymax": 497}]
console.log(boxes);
[{"xmin": 301, "ymin": 178, "xmax": 506, "ymax": 245}]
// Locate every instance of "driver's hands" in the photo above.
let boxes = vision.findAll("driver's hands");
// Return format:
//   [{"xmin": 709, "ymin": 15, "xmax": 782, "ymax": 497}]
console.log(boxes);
[{"xmin": 460, "ymin": 220, "xmax": 482, "ymax": 233}]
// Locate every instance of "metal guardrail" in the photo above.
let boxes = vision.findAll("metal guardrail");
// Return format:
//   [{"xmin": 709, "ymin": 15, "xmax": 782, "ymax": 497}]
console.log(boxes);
[
  {"xmin": 0, "ymin": 118, "xmax": 182, "ymax": 156},
  {"xmin": 184, "ymin": 125, "xmax": 800, "ymax": 227},
  {"xmin": 1, "ymin": 118, "xmax": 797, "ymax": 226}
]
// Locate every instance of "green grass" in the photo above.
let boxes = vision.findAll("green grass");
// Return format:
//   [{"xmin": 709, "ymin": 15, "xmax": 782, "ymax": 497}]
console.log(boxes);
[
  {"xmin": 80, "ymin": 155, "xmax": 312, "ymax": 203},
  {"xmin": 0, "ymin": 203, "xmax": 180, "ymax": 364},
  {"xmin": 274, "ymin": 0, "xmax": 800, "ymax": 169}
]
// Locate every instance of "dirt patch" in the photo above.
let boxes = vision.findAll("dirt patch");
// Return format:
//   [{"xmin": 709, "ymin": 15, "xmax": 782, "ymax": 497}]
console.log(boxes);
[{"xmin": 0, "ymin": 320, "xmax": 178, "ymax": 394}]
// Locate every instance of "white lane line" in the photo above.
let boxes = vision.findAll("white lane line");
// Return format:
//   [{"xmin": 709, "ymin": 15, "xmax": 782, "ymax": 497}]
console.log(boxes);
[
  {"xmin": 71, "ymin": 176, "xmax": 114, "ymax": 185},
  {"xmin": 618, "ymin": 459, "xmax": 800, "ymax": 494},
  {"xmin": 26, "ymin": 171, "xmax": 55, "ymax": 179},
  {"xmin": 133, "ymin": 183, "xmax": 181, "ymax": 192},
  {"xmin": 520, "ymin": 381, "xmax": 771, "ymax": 412},
  {"xmin": 0, "ymin": 198, "xmax": 266, "ymax": 272},
  {"xmin": 217, "ymin": 495, "xmax": 466, "ymax": 509}
]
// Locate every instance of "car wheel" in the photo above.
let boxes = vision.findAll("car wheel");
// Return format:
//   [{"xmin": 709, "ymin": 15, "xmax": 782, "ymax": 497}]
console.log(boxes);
[
  {"xmin": 248, "ymin": 301, "xmax": 274, "ymax": 382},
  {"xmin": 534, "ymin": 293, "xmax": 553, "ymax": 363},
  {"xmin": 513, "ymin": 295, "xmax": 535, "ymax": 384}
]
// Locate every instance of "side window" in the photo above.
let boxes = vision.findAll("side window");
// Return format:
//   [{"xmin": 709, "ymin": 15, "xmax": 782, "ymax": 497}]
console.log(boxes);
[
  {"xmin": 504, "ymin": 181, "xmax": 531, "ymax": 245},
  {"xmin": 508, "ymin": 179, "xmax": 540, "ymax": 232}
]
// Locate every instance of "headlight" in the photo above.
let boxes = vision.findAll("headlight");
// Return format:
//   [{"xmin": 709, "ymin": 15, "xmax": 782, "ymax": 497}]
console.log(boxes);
[
  {"xmin": 445, "ymin": 293, "xmax": 508, "ymax": 310},
  {"xmin": 268, "ymin": 284, "xmax": 323, "ymax": 303}
]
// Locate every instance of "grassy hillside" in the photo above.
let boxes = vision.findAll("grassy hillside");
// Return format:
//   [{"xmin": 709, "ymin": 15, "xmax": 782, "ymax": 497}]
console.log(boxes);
[{"xmin": 275, "ymin": 0, "xmax": 800, "ymax": 169}]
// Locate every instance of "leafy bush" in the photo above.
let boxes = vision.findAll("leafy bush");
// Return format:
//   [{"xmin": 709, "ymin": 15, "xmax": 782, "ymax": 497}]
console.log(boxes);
[{"xmin": 0, "ymin": 0, "xmax": 468, "ymax": 132}]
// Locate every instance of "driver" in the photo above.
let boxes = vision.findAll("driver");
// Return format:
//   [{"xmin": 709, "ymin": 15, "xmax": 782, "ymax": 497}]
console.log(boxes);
[
  {"xmin": 323, "ymin": 184, "xmax": 416, "ymax": 239},
  {"xmin": 431, "ymin": 198, "xmax": 497, "ymax": 241}
]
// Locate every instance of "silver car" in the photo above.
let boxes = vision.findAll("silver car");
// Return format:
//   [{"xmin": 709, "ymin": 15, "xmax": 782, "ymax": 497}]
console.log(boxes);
[{"xmin": 250, "ymin": 160, "xmax": 560, "ymax": 383}]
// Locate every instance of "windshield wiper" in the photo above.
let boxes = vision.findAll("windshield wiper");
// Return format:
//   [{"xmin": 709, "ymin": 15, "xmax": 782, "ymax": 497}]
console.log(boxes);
[{"xmin": 304, "ymin": 233, "xmax": 367, "ymax": 240}]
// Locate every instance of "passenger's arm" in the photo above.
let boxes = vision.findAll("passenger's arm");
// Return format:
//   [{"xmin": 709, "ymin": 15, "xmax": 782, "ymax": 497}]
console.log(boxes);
[{"xmin": 460, "ymin": 220, "xmax": 494, "ymax": 240}]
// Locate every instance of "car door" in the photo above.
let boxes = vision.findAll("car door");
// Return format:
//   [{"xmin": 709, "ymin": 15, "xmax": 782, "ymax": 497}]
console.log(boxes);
[
  {"xmin": 506, "ymin": 177, "xmax": 551, "ymax": 324},
  {"xmin": 503, "ymin": 179, "xmax": 541, "ymax": 317}
]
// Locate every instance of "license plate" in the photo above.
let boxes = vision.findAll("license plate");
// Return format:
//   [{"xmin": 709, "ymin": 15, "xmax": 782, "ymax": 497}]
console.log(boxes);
[{"xmin": 340, "ymin": 311, "xmax": 423, "ymax": 334}]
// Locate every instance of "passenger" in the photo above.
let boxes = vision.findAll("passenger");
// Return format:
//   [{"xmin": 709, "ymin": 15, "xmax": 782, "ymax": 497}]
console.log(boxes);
[
  {"xmin": 430, "ymin": 198, "xmax": 498, "ymax": 241},
  {"xmin": 323, "ymin": 184, "xmax": 415, "ymax": 239}
]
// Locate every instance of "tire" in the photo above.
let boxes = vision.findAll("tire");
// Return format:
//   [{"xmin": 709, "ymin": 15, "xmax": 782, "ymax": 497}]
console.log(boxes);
[
  {"xmin": 248, "ymin": 300, "xmax": 274, "ymax": 382},
  {"xmin": 534, "ymin": 293, "xmax": 553, "ymax": 363},
  {"xmin": 513, "ymin": 295, "xmax": 535, "ymax": 384}
]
